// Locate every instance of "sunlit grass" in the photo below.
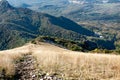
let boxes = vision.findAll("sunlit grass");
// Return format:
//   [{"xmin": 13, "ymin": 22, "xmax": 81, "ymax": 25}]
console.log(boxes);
[
  {"xmin": 32, "ymin": 42, "xmax": 120, "ymax": 79},
  {"xmin": 0, "ymin": 42, "xmax": 120, "ymax": 79},
  {"xmin": 0, "ymin": 43, "xmax": 33, "ymax": 77}
]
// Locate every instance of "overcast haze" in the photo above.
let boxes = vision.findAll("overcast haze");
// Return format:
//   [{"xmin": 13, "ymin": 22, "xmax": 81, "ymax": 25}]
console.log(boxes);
[
  {"xmin": 7, "ymin": 0, "xmax": 40, "ymax": 6},
  {"xmin": 6, "ymin": 0, "xmax": 120, "ymax": 7}
]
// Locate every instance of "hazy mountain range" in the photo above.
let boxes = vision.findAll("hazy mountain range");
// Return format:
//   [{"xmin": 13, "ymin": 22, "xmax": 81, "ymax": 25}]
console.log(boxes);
[
  {"xmin": 11, "ymin": 0, "xmax": 119, "ymax": 50},
  {"xmin": 0, "ymin": 0, "xmax": 96, "ymax": 50},
  {"xmin": 69, "ymin": 0, "xmax": 120, "ymax": 4},
  {"xmin": 7, "ymin": 0, "xmax": 120, "ymax": 6},
  {"xmin": 0, "ymin": 0, "xmax": 118, "ymax": 50},
  {"xmin": 7, "ymin": 0, "xmax": 120, "ymax": 21}
]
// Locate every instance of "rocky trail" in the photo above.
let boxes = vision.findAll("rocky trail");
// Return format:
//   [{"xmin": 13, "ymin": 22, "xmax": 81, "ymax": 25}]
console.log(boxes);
[
  {"xmin": 14, "ymin": 54, "xmax": 38, "ymax": 80},
  {"xmin": 13, "ymin": 53, "xmax": 63, "ymax": 80}
]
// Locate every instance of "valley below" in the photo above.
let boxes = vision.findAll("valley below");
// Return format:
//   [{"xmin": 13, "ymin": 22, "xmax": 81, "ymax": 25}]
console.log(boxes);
[{"xmin": 0, "ymin": 42, "xmax": 120, "ymax": 80}]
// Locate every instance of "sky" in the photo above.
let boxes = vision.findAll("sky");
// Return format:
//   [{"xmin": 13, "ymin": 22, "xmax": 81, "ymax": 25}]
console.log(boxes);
[
  {"xmin": 5, "ymin": 0, "xmax": 120, "ymax": 7},
  {"xmin": 7, "ymin": 0, "xmax": 41, "ymax": 6}
]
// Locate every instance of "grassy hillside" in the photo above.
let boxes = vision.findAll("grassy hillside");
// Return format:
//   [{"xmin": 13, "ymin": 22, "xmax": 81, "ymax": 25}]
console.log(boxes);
[{"xmin": 0, "ymin": 42, "xmax": 120, "ymax": 79}]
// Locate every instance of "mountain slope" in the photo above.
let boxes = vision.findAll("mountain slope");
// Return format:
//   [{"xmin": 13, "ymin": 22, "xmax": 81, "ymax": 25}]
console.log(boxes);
[
  {"xmin": 0, "ymin": 0, "xmax": 94, "ymax": 50},
  {"xmin": 15, "ymin": 0, "xmax": 120, "ymax": 50},
  {"xmin": 18, "ymin": 0, "xmax": 120, "ymax": 22},
  {"xmin": 65, "ymin": 3, "xmax": 120, "ymax": 21}
]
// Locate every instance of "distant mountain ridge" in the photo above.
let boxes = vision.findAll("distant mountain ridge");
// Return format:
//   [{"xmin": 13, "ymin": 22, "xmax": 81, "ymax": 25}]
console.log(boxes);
[
  {"xmin": 7, "ymin": 0, "xmax": 120, "ymax": 7},
  {"xmin": 4, "ymin": 0, "xmax": 118, "ymax": 50},
  {"xmin": 68, "ymin": 0, "xmax": 120, "ymax": 4},
  {"xmin": 6, "ymin": 0, "xmax": 120, "ymax": 21},
  {"xmin": 18, "ymin": 0, "xmax": 119, "ymax": 22},
  {"xmin": 0, "ymin": 0, "xmax": 95, "ymax": 50}
]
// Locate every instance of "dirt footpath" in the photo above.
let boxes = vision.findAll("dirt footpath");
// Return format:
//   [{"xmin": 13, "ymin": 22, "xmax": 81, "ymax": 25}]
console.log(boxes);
[{"xmin": 14, "ymin": 54, "xmax": 38, "ymax": 80}]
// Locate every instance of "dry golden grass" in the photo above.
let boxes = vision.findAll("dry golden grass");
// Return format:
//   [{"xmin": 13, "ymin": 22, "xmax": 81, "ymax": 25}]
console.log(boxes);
[
  {"xmin": 0, "ymin": 42, "xmax": 120, "ymax": 79},
  {"xmin": 0, "ymin": 43, "xmax": 34, "ymax": 76},
  {"xmin": 32, "ymin": 42, "xmax": 120, "ymax": 80}
]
